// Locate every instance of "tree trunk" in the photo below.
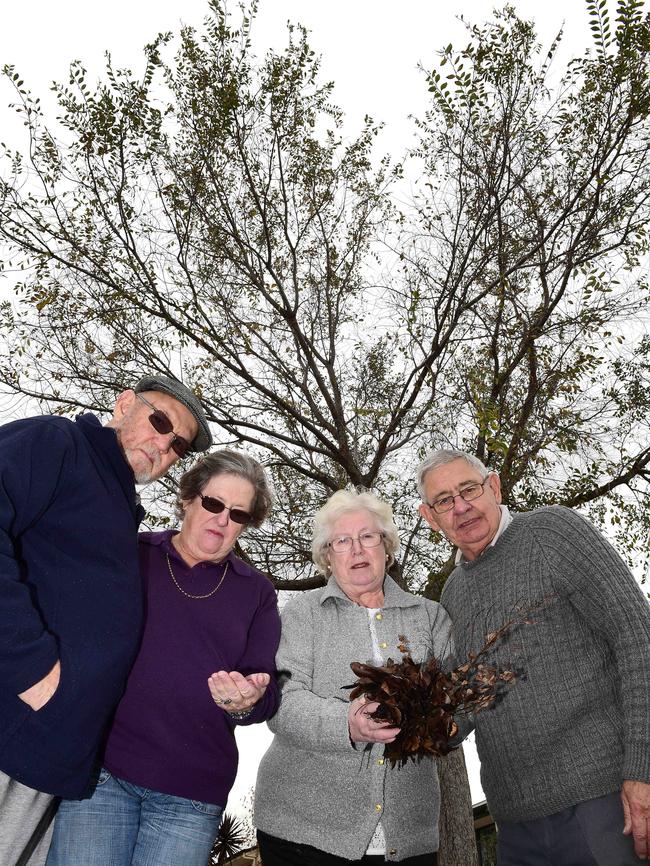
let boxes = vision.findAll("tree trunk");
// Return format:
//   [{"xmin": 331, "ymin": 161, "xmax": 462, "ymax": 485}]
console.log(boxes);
[{"xmin": 436, "ymin": 749, "xmax": 479, "ymax": 866}]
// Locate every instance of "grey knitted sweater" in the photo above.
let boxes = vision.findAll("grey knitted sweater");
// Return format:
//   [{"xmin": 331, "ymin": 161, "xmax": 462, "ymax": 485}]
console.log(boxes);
[
  {"xmin": 254, "ymin": 576, "xmax": 452, "ymax": 862},
  {"xmin": 441, "ymin": 505, "xmax": 650, "ymax": 823}
]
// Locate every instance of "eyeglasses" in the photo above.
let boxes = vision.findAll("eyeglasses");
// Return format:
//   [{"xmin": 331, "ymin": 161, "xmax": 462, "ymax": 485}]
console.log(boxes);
[
  {"xmin": 136, "ymin": 392, "xmax": 191, "ymax": 458},
  {"xmin": 427, "ymin": 477, "xmax": 490, "ymax": 514},
  {"xmin": 199, "ymin": 494, "xmax": 252, "ymax": 526},
  {"xmin": 327, "ymin": 531, "xmax": 385, "ymax": 553}
]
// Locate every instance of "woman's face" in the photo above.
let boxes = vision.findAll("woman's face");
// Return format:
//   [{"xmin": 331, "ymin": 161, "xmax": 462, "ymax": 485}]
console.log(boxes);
[
  {"xmin": 326, "ymin": 509, "xmax": 387, "ymax": 601},
  {"xmin": 177, "ymin": 473, "xmax": 255, "ymax": 566}
]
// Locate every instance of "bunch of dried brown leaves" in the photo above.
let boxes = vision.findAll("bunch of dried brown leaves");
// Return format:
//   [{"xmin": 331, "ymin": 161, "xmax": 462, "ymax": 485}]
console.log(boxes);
[{"xmin": 348, "ymin": 615, "xmax": 530, "ymax": 766}]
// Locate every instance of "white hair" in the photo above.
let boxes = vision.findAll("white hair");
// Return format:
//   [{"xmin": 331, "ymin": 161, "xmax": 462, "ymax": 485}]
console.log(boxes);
[
  {"xmin": 416, "ymin": 449, "xmax": 490, "ymax": 500},
  {"xmin": 311, "ymin": 489, "xmax": 400, "ymax": 574}
]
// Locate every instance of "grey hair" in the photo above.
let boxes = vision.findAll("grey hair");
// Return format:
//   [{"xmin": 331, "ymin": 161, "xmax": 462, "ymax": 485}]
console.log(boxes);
[
  {"xmin": 311, "ymin": 489, "xmax": 400, "ymax": 575},
  {"xmin": 176, "ymin": 449, "xmax": 273, "ymax": 527},
  {"xmin": 416, "ymin": 449, "xmax": 491, "ymax": 500}
]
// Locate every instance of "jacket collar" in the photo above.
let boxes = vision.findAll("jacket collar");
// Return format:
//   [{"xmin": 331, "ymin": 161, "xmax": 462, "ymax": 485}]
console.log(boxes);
[
  {"xmin": 319, "ymin": 574, "xmax": 420, "ymax": 609},
  {"xmin": 76, "ymin": 412, "xmax": 144, "ymax": 525}
]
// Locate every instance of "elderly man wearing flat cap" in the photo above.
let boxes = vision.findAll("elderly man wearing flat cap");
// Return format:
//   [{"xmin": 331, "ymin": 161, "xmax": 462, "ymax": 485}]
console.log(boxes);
[{"xmin": 0, "ymin": 375, "xmax": 212, "ymax": 866}]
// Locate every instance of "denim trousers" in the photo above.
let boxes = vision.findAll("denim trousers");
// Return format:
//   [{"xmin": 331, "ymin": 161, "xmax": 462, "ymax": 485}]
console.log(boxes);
[{"xmin": 46, "ymin": 768, "xmax": 223, "ymax": 866}]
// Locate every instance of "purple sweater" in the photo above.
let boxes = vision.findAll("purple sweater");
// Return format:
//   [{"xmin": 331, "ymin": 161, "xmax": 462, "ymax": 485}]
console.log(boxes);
[{"xmin": 103, "ymin": 530, "xmax": 281, "ymax": 805}]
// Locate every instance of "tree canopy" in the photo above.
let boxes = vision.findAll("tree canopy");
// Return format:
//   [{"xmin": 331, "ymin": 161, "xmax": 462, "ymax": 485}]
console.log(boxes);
[
  {"xmin": 2, "ymin": 3, "xmax": 649, "ymax": 862},
  {"xmin": 0, "ymin": 0, "xmax": 649, "ymax": 594}
]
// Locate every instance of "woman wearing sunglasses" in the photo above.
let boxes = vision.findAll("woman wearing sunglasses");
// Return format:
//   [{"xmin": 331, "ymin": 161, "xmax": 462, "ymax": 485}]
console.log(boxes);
[{"xmin": 47, "ymin": 450, "xmax": 280, "ymax": 866}]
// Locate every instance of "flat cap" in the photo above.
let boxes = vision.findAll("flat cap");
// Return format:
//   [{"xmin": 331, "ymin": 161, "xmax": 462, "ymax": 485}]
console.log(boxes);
[{"xmin": 134, "ymin": 375, "xmax": 212, "ymax": 452}]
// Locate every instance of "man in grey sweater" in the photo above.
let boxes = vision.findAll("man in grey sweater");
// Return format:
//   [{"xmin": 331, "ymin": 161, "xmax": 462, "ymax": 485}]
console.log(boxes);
[{"xmin": 417, "ymin": 448, "xmax": 650, "ymax": 865}]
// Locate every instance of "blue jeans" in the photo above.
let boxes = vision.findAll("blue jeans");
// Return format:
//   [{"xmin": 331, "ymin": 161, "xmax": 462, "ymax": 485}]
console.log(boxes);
[{"xmin": 46, "ymin": 768, "xmax": 223, "ymax": 866}]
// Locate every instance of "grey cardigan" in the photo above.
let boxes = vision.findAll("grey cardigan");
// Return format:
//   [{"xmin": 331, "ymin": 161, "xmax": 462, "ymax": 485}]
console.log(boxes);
[{"xmin": 254, "ymin": 576, "xmax": 452, "ymax": 862}]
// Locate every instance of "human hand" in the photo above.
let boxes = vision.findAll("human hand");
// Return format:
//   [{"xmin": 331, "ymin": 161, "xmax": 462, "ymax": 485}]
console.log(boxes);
[
  {"xmin": 18, "ymin": 660, "xmax": 61, "ymax": 711},
  {"xmin": 208, "ymin": 670, "xmax": 269, "ymax": 714},
  {"xmin": 348, "ymin": 696, "xmax": 400, "ymax": 744},
  {"xmin": 622, "ymin": 779, "xmax": 650, "ymax": 860}
]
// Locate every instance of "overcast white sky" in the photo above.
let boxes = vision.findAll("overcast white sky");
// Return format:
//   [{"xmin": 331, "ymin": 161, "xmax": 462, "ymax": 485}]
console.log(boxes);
[
  {"xmin": 0, "ymin": 0, "xmax": 611, "ymax": 819},
  {"xmin": 1, "ymin": 0, "xmax": 593, "ymax": 158}
]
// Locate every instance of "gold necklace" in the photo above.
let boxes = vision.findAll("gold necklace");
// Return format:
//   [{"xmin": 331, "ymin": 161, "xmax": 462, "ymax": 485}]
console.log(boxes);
[{"xmin": 166, "ymin": 552, "xmax": 229, "ymax": 599}]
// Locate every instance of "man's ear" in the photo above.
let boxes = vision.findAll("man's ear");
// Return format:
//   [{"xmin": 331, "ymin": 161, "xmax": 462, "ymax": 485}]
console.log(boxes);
[
  {"xmin": 419, "ymin": 501, "xmax": 441, "ymax": 532},
  {"xmin": 487, "ymin": 472, "xmax": 502, "ymax": 504},
  {"xmin": 108, "ymin": 389, "xmax": 136, "ymax": 426}
]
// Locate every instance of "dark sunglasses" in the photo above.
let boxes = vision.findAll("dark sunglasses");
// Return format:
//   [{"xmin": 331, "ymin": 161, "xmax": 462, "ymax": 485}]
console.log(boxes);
[
  {"xmin": 199, "ymin": 494, "xmax": 252, "ymax": 525},
  {"xmin": 136, "ymin": 393, "xmax": 191, "ymax": 458}
]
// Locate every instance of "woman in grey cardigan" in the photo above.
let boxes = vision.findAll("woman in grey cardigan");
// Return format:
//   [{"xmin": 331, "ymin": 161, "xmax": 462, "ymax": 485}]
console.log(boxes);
[{"xmin": 254, "ymin": 489, "xmax": 451, "ymax": 865}]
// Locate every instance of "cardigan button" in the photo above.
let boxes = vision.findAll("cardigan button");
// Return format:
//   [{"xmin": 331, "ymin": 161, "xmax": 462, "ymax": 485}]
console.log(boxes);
[
  {"xmin": 379, "ymin": 641, "xmax": 387, "ymax": 649},
  {"xmin": 375, "ymin": 804, "xmax": 382, "ymax": 812},
  {"xmin": 388, "ymin": 850, "xmax": 397, "ymax": 856},
  {"xmin": 377, "ymin": 758, "xmax": 385, "ymax": 765},
  {"xmin": 375, "ymin": 612, "xmax": 383, "ymax": 620}
]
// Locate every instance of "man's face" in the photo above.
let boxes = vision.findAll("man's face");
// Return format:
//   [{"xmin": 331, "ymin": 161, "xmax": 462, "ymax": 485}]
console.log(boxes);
[
  {"xmin": 419, "ymin": 458, "xmax": 503, "ymax": 561},
  {"xmin": 109, "ymin": 390, "xmax": 198, "ymax": 484}
]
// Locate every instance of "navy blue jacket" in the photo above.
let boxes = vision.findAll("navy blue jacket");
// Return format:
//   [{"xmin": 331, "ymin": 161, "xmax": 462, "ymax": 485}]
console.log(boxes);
[{"xmin": 0, "ymin": 413, "xmax": 144, "ymax": 797}]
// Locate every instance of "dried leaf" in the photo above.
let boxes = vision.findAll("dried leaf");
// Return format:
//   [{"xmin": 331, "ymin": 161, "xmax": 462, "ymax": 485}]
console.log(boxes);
[{"xmin": 345, "ymin": 612, "xmax": 532, "ymax": 766}]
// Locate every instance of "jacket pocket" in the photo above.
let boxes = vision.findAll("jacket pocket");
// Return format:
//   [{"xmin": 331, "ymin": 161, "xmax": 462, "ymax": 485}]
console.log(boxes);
[{"xmin": 27, "ymin": 643, "xmax": 79, "ymax": 725}]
